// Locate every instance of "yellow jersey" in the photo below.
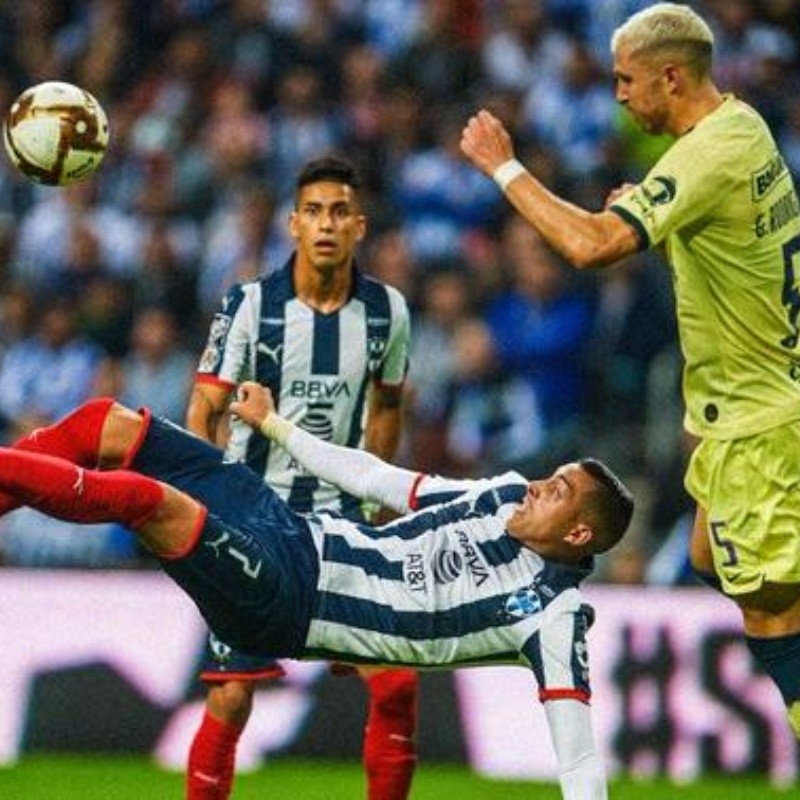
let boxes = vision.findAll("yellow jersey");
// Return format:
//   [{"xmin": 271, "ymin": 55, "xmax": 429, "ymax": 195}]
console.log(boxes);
[{"xmin": 610, "ymin": 95, "xmax": 800, "ymax": 439}]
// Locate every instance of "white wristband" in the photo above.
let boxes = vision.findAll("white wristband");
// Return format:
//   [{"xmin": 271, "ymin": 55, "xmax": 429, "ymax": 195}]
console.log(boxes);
[
  {"xmin": 259, "ymin": 412, "xmax": 293, "ymax": 446},
  {"xmin": 492, "ymin": 159, "xmax": 526, "ymax": 191}
]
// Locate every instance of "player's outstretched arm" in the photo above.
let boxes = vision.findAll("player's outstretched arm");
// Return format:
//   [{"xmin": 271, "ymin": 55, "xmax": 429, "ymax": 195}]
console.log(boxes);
[
  {"xmin": 544, "ymin": 700, "xmax": 607, "ymax": 799},
  {"xmin": 231, "ymin": 382, "xmax": 419, "ymax": 514},
  {"xmin": 460, "ymin": 110, "xmax": 639, "ymax": 269}
]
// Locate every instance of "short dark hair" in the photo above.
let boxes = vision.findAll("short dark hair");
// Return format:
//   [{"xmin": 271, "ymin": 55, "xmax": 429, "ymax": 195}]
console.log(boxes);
[
  {"xmin": 578, "ymin": 458, "xmax": 634, "ymax": 553},
  {"xmin": 296, "ymin": 156, "xmax": 361, "ymax": 193}
]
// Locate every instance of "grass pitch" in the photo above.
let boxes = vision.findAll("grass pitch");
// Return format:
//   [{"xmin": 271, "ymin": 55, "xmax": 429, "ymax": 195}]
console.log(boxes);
[{"xmin": 0, "ymin": 756, "xmax": 792, "ymax": 798}]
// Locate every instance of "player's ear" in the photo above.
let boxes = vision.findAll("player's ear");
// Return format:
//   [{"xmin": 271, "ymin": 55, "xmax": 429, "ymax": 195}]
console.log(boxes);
[
  {"xmin": 663, "ymin": 62, "xmax": 682, "ymax": 95},
  {"xmin": 564, "ymin": 524, "xmax": 593, "ymax": 549},
  {"xmin": 355, "ymin": 213, "xmax": 367, "ymax": 242},
  {"xmin": 289, "ymin": 210, "xmax": 300, "ymax": 242}
]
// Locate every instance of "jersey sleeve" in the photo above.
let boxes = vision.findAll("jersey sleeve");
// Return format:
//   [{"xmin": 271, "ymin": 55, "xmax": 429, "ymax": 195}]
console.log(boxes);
[
  {"xmin": 408, "ymin": 472, "xmax": 527, "ymax": 511},
  {"xmin": 609, "ymin": 135, "xmax": 736, "ymax": 250},
  {"xmin": 409, "ymin": 475, "xmax": 481, "ymax": 510},
  {"xmin": 279, "ymin": 421, "xmax": 419, "ymax": 514},
  {"xmin": 519, "ymin": 601, "xmax": 593, "ymax": 704},
  {"xmin": 373, "ymin": 285, "xmax": 410, "ymax": 387},
  {"xmin": 196, "ymin": 282, "xmax": 256, "ymax": 386}
]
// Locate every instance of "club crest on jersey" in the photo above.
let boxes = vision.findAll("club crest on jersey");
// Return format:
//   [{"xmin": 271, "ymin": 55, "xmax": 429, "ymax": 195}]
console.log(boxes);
[
  {"xmin": 367, "ymin": 336, "xmax": 387, "ymax": 373},
  {"xmin": 640, "ymin": 175, "xmax": 676, "ymax": 207},
  {"xmin": 502, "ymin": 578, "xmax": 556, "ymax": 620},
  {"xmin": 503, "ymin": 587, "xmax": 542, "ymax": 619}
]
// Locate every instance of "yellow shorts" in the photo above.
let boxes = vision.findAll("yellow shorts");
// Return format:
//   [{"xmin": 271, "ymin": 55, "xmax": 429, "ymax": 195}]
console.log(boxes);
[{"xmin": 685, "ymin": 420, "xmax": 800, "ymax": 595}]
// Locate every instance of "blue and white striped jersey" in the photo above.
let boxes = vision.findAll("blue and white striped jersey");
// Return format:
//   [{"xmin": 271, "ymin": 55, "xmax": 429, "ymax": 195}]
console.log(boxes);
[
  {"xmin": 302, "ymin": 472, "xmax": 594, "ymax": 699},
  {"xmin": 196, "ymin": 259, "xmax": 410, "ymax": 515}
]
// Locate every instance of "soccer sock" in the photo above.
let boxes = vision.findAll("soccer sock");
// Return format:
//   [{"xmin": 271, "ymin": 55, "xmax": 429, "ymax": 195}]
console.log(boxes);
[
  {"xmin": 0, "ymin": 397, "xmax": 114, "ymax": 516},
  {"xmin": 745, "ymin": 631, "xmax": 800, "ymax": 739},
  {"xmin": 186, "ymin": 711, "xmax": 243, "ymax": 800},
  {"xmin": 363, "ymin": 669, "xmax": 418, "ymax": 800},
  {"xmin": 0, "ymin": 448, "xmax": 163, "ymax": 529}
]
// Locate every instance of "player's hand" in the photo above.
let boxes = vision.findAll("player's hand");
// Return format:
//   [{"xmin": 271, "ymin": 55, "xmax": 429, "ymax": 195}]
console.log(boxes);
[
  {"xmin": 460, "ymin": 110, "xmax": 515, "ymax": 177},
  {"xmin": 604, "ymin": 182, "xmax": 636, "ymax": 209},
  {"xmin": 230, "ymin": 381, "xmax": 275, "ymax": 428}
]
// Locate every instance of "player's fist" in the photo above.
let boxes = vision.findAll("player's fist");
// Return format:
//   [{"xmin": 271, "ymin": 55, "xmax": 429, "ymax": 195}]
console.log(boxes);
[
  {"xmin": 460, "ymin": 110, "xmax": 515, "ymax": 177},
  {"xmin": 230, "ymin": 381, "xmax": 275, "ymax": 427},
  {"xmin": 604, "ymin": 183, "xmax": 636, "ymax": 209}
]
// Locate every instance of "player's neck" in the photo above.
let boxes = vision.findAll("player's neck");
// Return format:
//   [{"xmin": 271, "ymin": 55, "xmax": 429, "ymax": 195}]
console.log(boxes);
[
  {"xmin": 294, "ymin": 261, "xmax": 354, "ymax": 313},
  {"xmin": 671, "ymin": 83, "xmax": 724, "ymax": 137}
]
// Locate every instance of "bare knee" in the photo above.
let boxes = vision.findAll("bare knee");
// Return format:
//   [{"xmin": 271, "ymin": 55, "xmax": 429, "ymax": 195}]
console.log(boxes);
[
  {"xmin": 136, "ymin": 483, "xmax": 204, "ymax": 557},
  {"xmin": 206, "ymin": 680, "xmax": 255, "ymax": 727},
  {"xmin": 98, "ymin": 403, "xmax": 147, "ymax": 468}
]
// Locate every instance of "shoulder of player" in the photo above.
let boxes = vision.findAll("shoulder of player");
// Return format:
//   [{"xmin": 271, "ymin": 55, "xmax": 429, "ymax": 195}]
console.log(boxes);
[
  {"xmin": 352, "ymin": 270, "xmax": 411, "ymax": 322},
  {"xmin": 674, "ymin": 96, "xmax": 770, "ymax": 160},
  {"xmin": 232, "ymin": 266, "xmax": 296, "ymax": 307},
  {"xmin": 354, "ymin": 269, "xmax": 407, "ymax": 299}
]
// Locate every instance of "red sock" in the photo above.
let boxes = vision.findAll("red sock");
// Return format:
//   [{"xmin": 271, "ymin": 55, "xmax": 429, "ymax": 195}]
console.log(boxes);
[
  {"xmin": 363, "ymin": 669, "xmax": 418, "ymax": 800},
  {"xmin": 0, "ymin": 448, "xmax": 163, "ymax": 529},
  {"xmin": 0, "ymin": 397, "xmax": 114, "ymax": 516},
  {"xmin": 186, "ymin": 712, "xmax": 243, "ymax": 800}
]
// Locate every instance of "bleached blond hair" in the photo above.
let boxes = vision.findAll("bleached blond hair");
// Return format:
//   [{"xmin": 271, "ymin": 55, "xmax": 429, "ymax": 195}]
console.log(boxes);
[{"xmin": 611, "ymin": 2, "xmax": 714, "ymax": 78}]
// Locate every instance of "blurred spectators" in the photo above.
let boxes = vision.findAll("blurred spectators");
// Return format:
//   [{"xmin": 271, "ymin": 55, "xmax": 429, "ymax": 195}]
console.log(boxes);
[
  {"xmin": 267, "ymin": 65, "xmax": 344, "ymax": 202},
  {"xmin": 116, "ymin": 306, "xmax": 195, "ymax": 423},
  {"xmin": 481, "ymin": 0, "xmax": 572, "ymax": 94},
  {"xmin": 520, "ymin": 37, "xmax": 617, "ymax": 203},
  {"xmin": 361, "ymin": 0, "xmax": 425, "ymax": 58},
  {"xmin": 444, "ymin": 316, "xmax": 544, "ymax": 476},
  {"xmin": 132, "ymin": 221, "xmax": 199, "ymax": 334},
  {"xmin": 0, "ymin": 507, "xmax": 139, "ymax": 568},
  {"xmin": 391, "ymin": 110, "xmax": 502, "ymax": 262},
  {"xmin": 198, "ymin": 181, "xmax": 279, "ymax": 314},
  {"xmin": 386, "ymin": 0, "xmax": 483, "ymax": 106},
  {"xmin": 781, "ymin": 96, "xmax": 800, "ymax": 182},
  {"xmin": 0, "ymin": 283, "xmax": 34, "ymax": 360},
  {"xmin": 585, "ymin": 253, "xmax": 677, "ymax": 472},
  {"xmin": 0, "ymin": 298, "xmax": 107, "ymax": 439},
  {"xmin": 483, "ymin": 218, "xmax": 595, "ymax": 472},
  {"xmin": 15, "ymin": 181, "xmax": 142, "ymax": 286},
  {"xmin": 407, "ymin": 261, "xmax": 475, "ymax": 474}
]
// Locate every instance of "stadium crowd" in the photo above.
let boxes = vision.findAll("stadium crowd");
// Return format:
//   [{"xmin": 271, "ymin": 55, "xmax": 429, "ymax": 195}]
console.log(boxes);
[{"xmin": 0, "ymin": 0, "xmax": 798, "ymax": 583}]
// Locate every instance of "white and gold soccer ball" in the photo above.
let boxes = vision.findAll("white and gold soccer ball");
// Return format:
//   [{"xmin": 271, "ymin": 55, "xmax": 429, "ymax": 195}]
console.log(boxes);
[{"xmin": 3, "ymin": 81, "xmax": 109, "ymax": 186}]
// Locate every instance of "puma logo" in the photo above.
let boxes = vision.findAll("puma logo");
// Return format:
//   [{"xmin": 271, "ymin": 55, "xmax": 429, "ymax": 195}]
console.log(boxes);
[
  {"xmin": 72, "ymin": 468, "xmax": 85, "ymax": 495},
  {"xmin": 257, "ymin": 341, "xmax": 283, "ymax": 363}
]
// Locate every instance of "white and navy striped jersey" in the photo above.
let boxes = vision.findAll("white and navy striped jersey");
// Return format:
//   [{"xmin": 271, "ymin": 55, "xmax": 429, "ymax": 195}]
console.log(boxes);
[
  {"xmin": 302, "ymin": 472, "xmax": 594, "ymax": 700},
  {"xmin": 196, "ymin": 259, "xmax": 410, "ymax": 515}
]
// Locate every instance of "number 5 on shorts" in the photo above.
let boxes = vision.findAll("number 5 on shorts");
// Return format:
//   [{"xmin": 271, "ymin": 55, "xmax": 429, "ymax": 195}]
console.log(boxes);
[{"xmin": 710, "ymin": 519, "xmax": 738, "ymax": 567}]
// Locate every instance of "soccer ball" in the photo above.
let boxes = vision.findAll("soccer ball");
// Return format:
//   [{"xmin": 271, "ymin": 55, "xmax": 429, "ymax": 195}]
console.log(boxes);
[{"xmin": 3, "ymin": 81, "xmax": 109, "ymax": 186}]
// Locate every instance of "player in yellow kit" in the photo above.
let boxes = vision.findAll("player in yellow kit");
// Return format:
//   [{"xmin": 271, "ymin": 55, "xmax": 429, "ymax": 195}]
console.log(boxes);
[{"xmin": 461, "ymin": 1, "xmax": 800, "ymax": 737}]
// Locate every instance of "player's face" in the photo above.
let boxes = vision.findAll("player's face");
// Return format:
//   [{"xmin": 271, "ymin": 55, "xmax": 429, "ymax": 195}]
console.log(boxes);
[
  {"xmin": 506, "ymin": 463, "xmax": 595, "ymax": 557},
  {"xmin": 613, "ymin": 47, "xmax": 671, "ymax": 135},
  {"xmin": 290, "ymin": 181, "xmax": 366, "ymax": 273}
]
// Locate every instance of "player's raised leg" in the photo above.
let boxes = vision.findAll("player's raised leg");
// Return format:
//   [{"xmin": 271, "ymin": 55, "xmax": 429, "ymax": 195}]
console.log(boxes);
[
  {"xmin": 0, "ymin": 397, "xmax": 146, "ymax": 516},
  {"xmin": 0, "ymin": 447, "xmax": 201, "ymax": 557}
]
